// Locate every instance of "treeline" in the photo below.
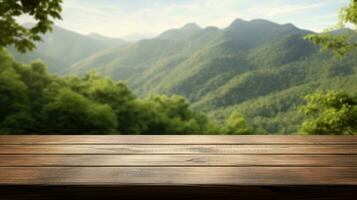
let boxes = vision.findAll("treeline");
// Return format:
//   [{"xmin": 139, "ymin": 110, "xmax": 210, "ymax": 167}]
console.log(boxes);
[
  {"xmin": 1, "ymin": 48, "xmax": 356, "ymax": 135},
  {"xmin": 0, "ymin": 49, "xmax": 253, "ymax": 135},
  {"xmin": 216, "ymin": 89, "xmax": 357, "ymax": 135}
]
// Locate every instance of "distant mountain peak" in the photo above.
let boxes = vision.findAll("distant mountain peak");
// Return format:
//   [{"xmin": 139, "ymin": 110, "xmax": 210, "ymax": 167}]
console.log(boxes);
[
  {"xmin": 229, "ymin": 18, "xmax": 281, "ymax": 29},
  {"xmin": 226, "ymin": 18, "xmax": 305, "ymax": 34},
  {"xmin": 179, "ymin": 23, "xmax": 202, "ymax": 36},
  {"xmin": 284, "ymin": 23, "xmax": 296, "ymax": 28},
  {"xmin": 250, "ymin": 19, "xmax": 277, "ymax": 24},
  {"xmin": 229, "ymin": 18, "xmax": 247, "ymax": 26},
  {"xmin": 181, "ymin": 23, "xmax": 201, "ymax": 31},
  {"xmin": 158, "ymin": 22, "xmax": 202, "ymax": 41}
]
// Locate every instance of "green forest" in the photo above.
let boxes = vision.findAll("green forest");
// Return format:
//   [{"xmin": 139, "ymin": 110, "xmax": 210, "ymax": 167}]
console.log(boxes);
[
  {"xmin": 1, "ymin": 46, "xmax": 356, "ymax": 135},
  {"xmin": 1, "ymin": 48, "xmax": 254, "ymax": 134},
  {"xmin": 1, "ymin": 0, "xmax": 357, "ymax": 135}
]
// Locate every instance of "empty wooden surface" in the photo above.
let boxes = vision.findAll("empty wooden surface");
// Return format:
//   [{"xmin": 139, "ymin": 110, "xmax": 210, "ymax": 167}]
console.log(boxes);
[
  {"xmin": 2, "ymin": 144, "xmax": 357, "ymax": 155},
  {"xmin": 1, "ymin": 135, "xmax": 357, "ymax": 200},
  {"xmin": 2, "ymin": 135, "xmax": 357, "ymax": 144}
]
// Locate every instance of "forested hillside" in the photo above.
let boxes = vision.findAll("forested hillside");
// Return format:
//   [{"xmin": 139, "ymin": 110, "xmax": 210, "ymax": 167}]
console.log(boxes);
[
  {"xmin": 68, "ymin": 19, "xmax": 357, "ymax": 133},
  {"xmin": 2, "ymin": 48, "xmax": 260, "ymax": 134},
  {"xmin": 8, "ymin": 25, "xmax": 126, "ymax": 75},
  {"xmin": 8, "ymin": 19, "xmax": 357, "ymax": 133}
]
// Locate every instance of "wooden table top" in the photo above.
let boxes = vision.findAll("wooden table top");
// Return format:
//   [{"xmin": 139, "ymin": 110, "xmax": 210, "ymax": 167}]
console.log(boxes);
[{"xmin": 1, "ymin": 135, "xmax": 357, "ymax": 186}]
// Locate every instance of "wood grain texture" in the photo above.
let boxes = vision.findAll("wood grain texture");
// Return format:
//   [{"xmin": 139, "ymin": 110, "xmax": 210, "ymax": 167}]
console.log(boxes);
[
  {"xmin": 1, "ymin": 136, "xmax": 357, "ymax": 199},
  {"xmin": 1, "ymin": 155, "xmax": 357, "ymax": 167},
  {"xmin": 1, "ymin": 167, "xmax": 357, "ymax": 185},
  {"xmin": 1, "ymin": 144, "xmax": 357, "ymax": 155},
  {"xmin": 1, "ymin": 135, "xmax": 357, "ymax": 144}
]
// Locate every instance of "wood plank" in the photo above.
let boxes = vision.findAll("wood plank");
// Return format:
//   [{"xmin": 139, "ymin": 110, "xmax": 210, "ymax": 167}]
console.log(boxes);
[
  {"xmin": 1, "ymin": 144, "xmax": 357, "ymax": 155},
  {"xmin": 1, "ymin": 135, "xmax": 357, "ymax": 145},
  {"xmin": 1, "ymin": 155, "xmax": 357, "ymax": 167},
  {"xmin": 1, "ymin": 167, "xmax": 357, "ymax": 185}
]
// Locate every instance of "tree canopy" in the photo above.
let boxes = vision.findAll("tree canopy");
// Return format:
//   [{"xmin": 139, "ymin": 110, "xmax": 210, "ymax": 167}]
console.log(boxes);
[
  {"xmin": 223, "ymin": 111, "xmax": 252, "ymax": 135},
  {"xmin": 0, "ymin": 48, "xmax": 253, "ymax": 135},
  {"xmin": 0, "ymin": 0, "xmax": 62, "ymax": 53},
  {"xmin": 305, "ymin": 0, "xmax": 357, "ymax": 56},
  {"xmin": 300, "ymin": 91, "xmax": 357, "ymax": 135},
  {"xmin": 301, "ymin": 0, "xmax": 357, "ymax": 135}
]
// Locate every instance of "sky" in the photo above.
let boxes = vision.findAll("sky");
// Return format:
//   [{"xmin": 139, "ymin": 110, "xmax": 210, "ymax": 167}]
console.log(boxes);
[{"xmin": 19, "ymin": 0, "xmax": 350, "ymax": 38}]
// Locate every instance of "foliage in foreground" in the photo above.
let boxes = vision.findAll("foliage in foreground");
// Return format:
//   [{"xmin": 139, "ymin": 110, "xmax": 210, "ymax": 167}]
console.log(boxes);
[
  {"xmin": 305, "ymin": 0, "xmax": 357, "ymax": 57},
  {"xmin": 0, "ymin": 48, "xmax": 253, "ymax": 135},
  {"xmin": 300, "ymin": 91, "xmax": 357, "ymax": 135},
  {"xmin": 0, "ymin": 0, "xmax": 63, "ymax": 53}
]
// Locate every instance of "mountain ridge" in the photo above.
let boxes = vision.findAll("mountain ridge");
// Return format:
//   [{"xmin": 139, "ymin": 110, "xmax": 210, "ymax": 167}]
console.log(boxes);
[
  {"xmin": 8, "ymin": 25, "xmax": 127, "ymax": 74},
  {"xmin": 8, "ymin": 18, "xmax": 357, "ymax": 133}
]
